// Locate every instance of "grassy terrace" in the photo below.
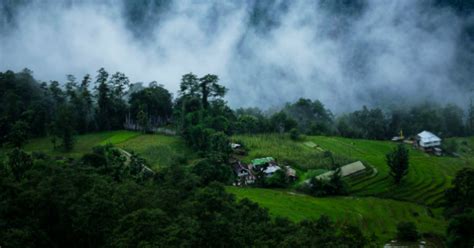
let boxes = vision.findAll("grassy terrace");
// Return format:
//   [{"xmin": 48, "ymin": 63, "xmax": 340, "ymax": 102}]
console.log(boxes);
[
  {"xmin": 310, "ymin": 136, "xmax": 473, "ymax": 206},
  {"xmin": 1, "ymin": 130, "xmax": 194, "ymax": 169},
  {"xmin": 234, "ymin": 134, "xmax": 474, "ymax": 206},
  {"xmin": 227, "ymin": 187, "xmax": 445, "ymax": 243}
]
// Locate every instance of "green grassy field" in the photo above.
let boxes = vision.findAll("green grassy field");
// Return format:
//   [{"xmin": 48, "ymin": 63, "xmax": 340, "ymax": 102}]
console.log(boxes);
[
  {"xmin": 116, "ymin": 133, "xmax": 194, "ymax": 168},
  {"xmin": 1, "ymin": 130, "xmax": 193, "ymax": 169},
  {"xmin": 309, "ymin": 136, "xmax": 473, "ymax": 206},
  {"xmin": 234, "ymin": 134, "xmax": 474, "ymax": 206},
  {"xmin": 227, "ymin": 187, "xmax": 445, "ymax": 243},
  {"xmin": 233, "ymin": 134, "xmax": 352, "ymax": 170}
]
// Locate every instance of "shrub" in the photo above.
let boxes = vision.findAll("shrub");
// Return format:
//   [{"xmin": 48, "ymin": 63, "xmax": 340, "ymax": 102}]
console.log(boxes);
[
  {"xmin": 396, "ymin": 221, "xmax": 419, "ymax": 242},
  {"xmin": 289, "ymin": 128, "xmax": 300, "ymax": 140}
]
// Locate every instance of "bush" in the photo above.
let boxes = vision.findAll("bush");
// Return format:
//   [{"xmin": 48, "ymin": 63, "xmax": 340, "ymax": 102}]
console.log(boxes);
[
  {"xmin": 299, "ymin": 169, "xmax": 349, "ymax": 197},
  {"xmin": 442, "ymin": 139, "xmax": 459, "ymax": 156},
  {"xmin": 289, "ymin": 128, "xmax": 300, "ymax": 140},
  {"xmin": 396, "ymin": 221, "xmax": 419, "ymax": 242}
]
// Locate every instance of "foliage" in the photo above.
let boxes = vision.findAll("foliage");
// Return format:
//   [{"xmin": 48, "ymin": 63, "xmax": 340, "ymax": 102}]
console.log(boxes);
[
  {"xmin": 300, "ymin": 168, "xmax": 349, "ymax": 196},
  {"xmin": 396, "ymin": 221, "xmax": 419, "ymax": 242},
  {"xmin": 129, "ymin": 82, "xmax": 172, "ymax": 128},
  {"xmin": 386, "ymin": 144, "xmax": 409, "ymax": 184},
  {"xmin": 283, "ymin": 98, "xmax": 334, "ymax": 135},
  {"xmin": 0, "ymin": 152, "xmax": 373, "ymax": 248},
  {"xmin": 442, "ymin": 139, "xmax": 459, "ymax": 156},
  {"xmin": 265, "ymin": 169, "xmax": 290, "ymax": 188},
  {"xmin": 7, "ymin": 120, "xmax": 29, "ymax": 148},
  {"xmin": 5, "ymin": 148, "xmax": 32, "ymax": 181},
  {"xmin": 192, "ymin": 158, "xmax": 233, "ymax": 186},
  {"xmin": 444, "ymin": 168, "xmax": 474, "ymax": 217},
  {"xmin": 446, "ymin": 209, "xmax": 474, "ymax": 248},
  {"xmin": 54, "ymin": 105, "xmax": 75, "ymax": 151},
  {"xmin": 289, "ymin": 128, "xmax": 300, "ymax": 140},
  {"xmin": 444, "ymin": 168, "xmax": 474, "ymax": 247}
]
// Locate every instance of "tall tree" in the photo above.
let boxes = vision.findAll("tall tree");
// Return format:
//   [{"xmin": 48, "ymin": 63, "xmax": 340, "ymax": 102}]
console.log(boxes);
[
  {"xmin": 129, "ymin": 82, "xmax": 172, "ymax": 127},
  {"xmin": 6, "ymin": 148, "xmax": 33, "ymax": 181},
  {"xmin": 95, "ymin": 68, "xmax": 111, "ymax": 130},
  {"xmin": 7, "ymin": 120, "xmax": 29, "ymax": 148},
  {"xmin": 444, "ymin": 168, "xmax": 474, "ymax": 248},
  {"xmin": 198, "ymin": 74, "xmax": 226, "ymax": 109},
  {"xmin": 79, "ymin": 74, "xmax": 95, "ymax": 132},
  {"xmin": 54, "ymin": 105, "xmax": 75, "ymax": 151},
  {"xmin": 386, "ymin": 144, "xmax": 409, "ymax": 184}
]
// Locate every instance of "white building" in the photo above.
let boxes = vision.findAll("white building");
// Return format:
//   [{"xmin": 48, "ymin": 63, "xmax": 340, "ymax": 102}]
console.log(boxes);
[
  {"xmin": 263, "ymin": 165, "xmax": 281, "ymax": 177},
  {"xmin": 416, "ymin": 131, "xmax": 441, "ymax": 148}
]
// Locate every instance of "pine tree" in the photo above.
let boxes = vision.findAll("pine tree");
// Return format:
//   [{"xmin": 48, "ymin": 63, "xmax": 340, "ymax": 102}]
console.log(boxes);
[
  {"xmin": 55, "ymin": 105, "xmax": 75, "ymax": 152},
  {"xmin": 386, "ymin": 144, "xmax": 409, "ymax": 184},
  {"xmin": 137, "ymin": 108, "xmax": 149, "ymax": 133},
  {"xmin": 95, "ymin": 68, "xmax": 110, "ymax": 130}
]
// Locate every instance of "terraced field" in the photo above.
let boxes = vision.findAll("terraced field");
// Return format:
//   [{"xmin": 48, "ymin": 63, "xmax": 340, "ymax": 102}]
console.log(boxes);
[
  {"xmin": 227, "ymin": 187, "xmax": 445, "ymax": 243},
  {"xmin": 2, "ymin": 130, "xmax": 193, "ymax": 169},
  {"xmin": 309, "ymin": 136, "xmax": 474, "ymax": 206},
  {"xmin": 235, "ymin": 134, "xmax": 474, "ymax": 206}
]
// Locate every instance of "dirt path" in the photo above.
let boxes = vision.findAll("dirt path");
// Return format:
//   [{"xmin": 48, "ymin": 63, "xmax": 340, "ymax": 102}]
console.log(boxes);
[{"xmin": 118, "ymin": 148, "xmax": 155, "ymax": 174}]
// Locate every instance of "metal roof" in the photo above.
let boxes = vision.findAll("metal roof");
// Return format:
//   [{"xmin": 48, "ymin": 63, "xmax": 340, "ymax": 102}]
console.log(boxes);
[
  {"xmin": 251, "ymin": 157, "xmax": 275, "ymax": 166},
  {"xmin": 417, "ymin": 131, "xmax": 441, "ymax": 142},
  {"xmin": 315, "ymin": 161, "xmax": 366, "ymax": 180}
]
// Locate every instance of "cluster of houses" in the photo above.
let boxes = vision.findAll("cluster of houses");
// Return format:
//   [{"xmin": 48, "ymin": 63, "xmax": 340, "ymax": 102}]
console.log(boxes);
[
  {"xmin": 230, "ymin": 129, "xmax": 444, "ymax": 187},
  {"xmin": 231, "ymin": 156, "xmax": 297, "ymax": 186},
  {"xmin": 392, "ymin": 130, "xmax": 443, "ymax": 156}
]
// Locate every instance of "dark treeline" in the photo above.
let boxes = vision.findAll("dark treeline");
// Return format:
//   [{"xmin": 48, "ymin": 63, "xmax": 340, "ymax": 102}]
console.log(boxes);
[
  {"xmin": 2, "ymin": 68, "xmax": 473, "ymax": 151},
  {"xmin": 0, "ymin": 69, "xmax": 173, "ymax": 150}
]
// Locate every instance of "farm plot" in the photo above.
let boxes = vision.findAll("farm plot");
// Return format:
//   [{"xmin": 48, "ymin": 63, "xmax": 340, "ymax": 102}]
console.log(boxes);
[
  {"xmin": 3, "ymin": 130, "xmax": 193, "ymax": 170},
  {"xmin": 227, "ymin": 187, "xmax": 445, "ymax": 244},
  {"xmin": 309, "ymin": 136, "xmax": 473, "ymax": 206},
  {"xmin": 233, "ymin": 134, "xmax": 351, "ymax": 170}
]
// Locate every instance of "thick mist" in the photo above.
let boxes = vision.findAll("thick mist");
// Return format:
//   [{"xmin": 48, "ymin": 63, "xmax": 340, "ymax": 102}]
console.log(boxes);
[{"xmin": 0, "ymin": 0, "xmax": 473, "ymax": 112}]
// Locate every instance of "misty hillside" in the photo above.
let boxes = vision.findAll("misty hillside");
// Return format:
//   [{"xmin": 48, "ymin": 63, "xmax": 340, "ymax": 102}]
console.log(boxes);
[
  {"xmin": 1, "ymin": 0, "xmax": 473, "ymax": 111},
  {"xmin": 1, "ymin": 1, "xmax": 474, "ymax": 248}
]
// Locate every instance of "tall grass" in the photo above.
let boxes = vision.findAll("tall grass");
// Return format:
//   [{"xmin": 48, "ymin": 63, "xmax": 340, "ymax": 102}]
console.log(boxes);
[{"xmin": 233, "ymin": 134, "xmax": 351, "ymax": 170}]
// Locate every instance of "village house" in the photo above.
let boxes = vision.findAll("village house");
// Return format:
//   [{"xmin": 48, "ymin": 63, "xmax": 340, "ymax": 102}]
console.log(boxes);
[
  {"xmin": 285, "ymin": 166, "xmax": 297, "ymax": 181},
  {"xmin": 415, "ymin": 130, "xmax": 442, "ymax": 155},
  {"xmin": 314, "ymin": 161, "xmax": 366, "ymax": 181},
  {"xmin": 232, "ymin": 161, "xmax": 255, "ymax": 185},
  {"xmin": 250, "ymin": 157, "xmax": 281, "ymax": 177},
  {"xmin": 250, "ymin": 157, "xmax": 297, "ymax": 179}
]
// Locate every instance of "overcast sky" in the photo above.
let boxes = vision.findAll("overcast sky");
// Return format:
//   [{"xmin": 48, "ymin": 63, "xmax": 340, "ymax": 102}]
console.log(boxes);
[{"xmin": 0, "ymin": 0, "xmax": 473, "ymax": 112}]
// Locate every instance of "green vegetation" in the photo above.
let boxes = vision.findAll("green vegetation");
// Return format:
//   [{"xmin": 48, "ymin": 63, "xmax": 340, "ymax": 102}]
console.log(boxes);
[
  {"xmin": 2, "ymin": 67, "xmax": 474, "ymax": 246},
  {"xmin": 444, "ymin": 168, "xmax": 474, "ymax": 247},
  {"xmin": 233, "ymin": 134, "xmax": 351, "ymax": 170},
  {"xmin": 309, "ymin": 136, "xmax": 474, "ymax": 206},
  {"xmin": 396, "ymin": 221, "xmax": 420, "ymax": 242},
  {"xmin": 227, "ymin": 187, "xmax": 444, "ymax": 243},
  {"xmin": 0, "ymin": 148, "xmax": 375, "ymax": 248},
  {"xmin": 1, "ymin": 131, "xmax": 192, "ymax": 169},
  {"xmin": 117, "ymin": 133, "xmax": 195, "ymax": 168},
  {"xmin": 386, "ymin": 144, "xmax": 410, "ymax": 184},
  {"xmin": 234, "ymin": 134, "xmax": 474, "ymax": 206}
]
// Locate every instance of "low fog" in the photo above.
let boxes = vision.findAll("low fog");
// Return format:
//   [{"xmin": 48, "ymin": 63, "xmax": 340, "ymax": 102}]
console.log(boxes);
[{"xmin": 0, "ymin": 0, "xmax": 473, "ymax": 112}]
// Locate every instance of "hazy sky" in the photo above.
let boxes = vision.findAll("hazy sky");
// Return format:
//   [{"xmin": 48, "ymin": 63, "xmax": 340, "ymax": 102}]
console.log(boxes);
[{"xmin": 0, "ymin": 0, "xmax": 472, "ymax": 112}]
